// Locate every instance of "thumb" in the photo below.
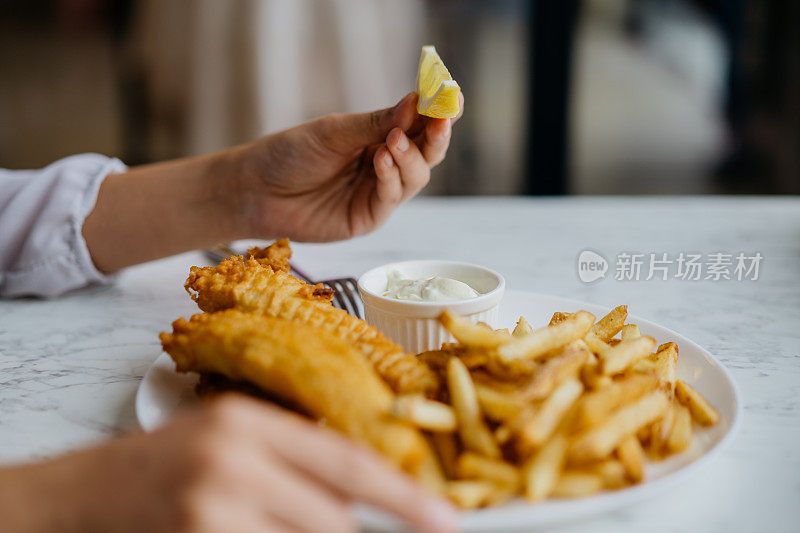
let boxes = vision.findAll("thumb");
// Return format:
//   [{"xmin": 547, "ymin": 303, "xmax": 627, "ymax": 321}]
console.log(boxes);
[{"xmin": 317, "ymin": 93, "xmax": 418, "ymax": 153}]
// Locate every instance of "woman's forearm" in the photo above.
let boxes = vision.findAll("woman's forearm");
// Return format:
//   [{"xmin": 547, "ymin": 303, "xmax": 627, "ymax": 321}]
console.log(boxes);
[
  {"xmin": 82, "ymin": 147, "xmax": 249, "ymax": 273},
  {"xmin": 81, "ymin": 93, "xmax": 459, "ymax": 273}
]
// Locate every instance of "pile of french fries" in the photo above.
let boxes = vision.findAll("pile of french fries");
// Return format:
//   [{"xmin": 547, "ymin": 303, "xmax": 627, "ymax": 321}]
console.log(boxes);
[{"xmin": 391, "ymin": 306, "xmax": 720, "ymax": 508}]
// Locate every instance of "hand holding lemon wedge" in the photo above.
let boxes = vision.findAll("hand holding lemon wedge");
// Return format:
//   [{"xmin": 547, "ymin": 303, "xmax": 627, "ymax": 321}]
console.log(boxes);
[{"xmin": 416, "ymin": 46, "xmax": 461, "ymax": 119}]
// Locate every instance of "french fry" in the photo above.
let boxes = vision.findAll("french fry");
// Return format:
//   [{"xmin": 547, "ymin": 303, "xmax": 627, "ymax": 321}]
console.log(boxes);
[
  {"xmin": 498, "ymin": 311, "xmax": 595, "ymax": 362},
  {"xmin": 570, "ymin": 391, "xmax": 670, "ymax": 463},
  {"xmin": 580, "ymin": 352, "xmax": 612, "ymax": 389},
  {"xmin": 459, "ymin": 349, "xmax": 492, "ymax": 370},
  {"xmin": 575, "ymin": 373, "xmax": 658, "ymax": 429},
  {"xmin": 430, "ymin": 432, "xmax": 460, "ymax": 479},
  {"xmin": 416, "ymin": 447, "xmax": 447, "ymax": 493},
  {"xmin": 521, "ymin": 340, "xmax": 591, "ymax": 401},
  {"xmin": 447, "ymin": 357, "xmax": 501, "ymax": 458},
  {"xmin": 445, "ymin": 480, "xmax": 497, "ymax": 509},
  {"xmin": 583, "ymin": 333, "xmax": 612, "ymax": 356},
  {"xmin": 629, "ymin": 358, "xmax": 658, "ymax": 374},
  {"xmin": 675, "ymin": 380, "xmax": 719, "ymax": 426},
  {"xmin": 653, "ymin": 342, "xmax": 678, "ymax": 396},
  {"xmin": 549, "ymin": 311, "xmax": 572, "ymax": 326},
  {"xmin": 552, "ymin": 472, "xmax": 604, "ymax": 498},
  {"xmin": 483, "ymin": 483, "xmax": 519, "ymax": 507},
  {"xmin": 418, "ymin": 307, "xmax": 718, "ymax": 506},
  {"xmin": 636, "ymin": 425, "xmax": 652, "ymax": 444},
  {"xmin": 666, "ymin": 403, "xmax": 693, "ymax": 453},
  {"xmin": 620, "ymin": 324, "xmax": 641, "ymax": 340},
  {"xmin": 616, "ymin": 435, "xmax": 645, "ymax": 482},
  {"xmin": 440, "ymin": 310, "xmax": 509, "ymax": 348},
  {"xmin": 417, "ymin": 349, "xmax": 453, "ymax": 373},
  {"xmin": 518, "ymin": 378, "xmax": 584, "ymax": 450},
  {"xmin": 599, "ymin": 336, "xmax": 657, "ymax": 375},
  {"xmin": 456, "ymin": 452, "xmax": 521, "ymax": 489},
  {"xmin": 471, "ymin": 370, "xmax": 523, "ymax": 391},
  {"xmin": 523, "ymin": 433, "xmax": 568, "ymax": 501},
  {"xmin": 512, "ymin": 316, "xmax": 533, "ymax": 337},
  {"xmin": 581, "ymin": 306, "xmax": 627, "ymax": 368},
  {"xmin": 591, "ymin": 459, "xmax": 629, "ymax": 489},
  {"xmin": 590, "ymin": 305, "xmax": 628, "ymax": 341},
  {"xmin": 493, "ymin": 401, "xmax": 535, "ymax": 445},
  {"xmin": 475, "ymin": 383, "xmax": 524, "ymax": 422},
  {"xmin": 392, "ymin": 394, "xmax": 457, "ymax": 432},
  {"xmin": 493, "ymin": 421, "xmax": 514, "ymax": 445},
  {"xmin": 582, "ymin": 368, "xmax": 613, "ymax": 390},
  {"xmin": 483, "ymin": 356, "xmax": 538, "ymax": 381},
  {"xmin": 649, "ymin": 401, "xmax": 676, "ymax": 455}
]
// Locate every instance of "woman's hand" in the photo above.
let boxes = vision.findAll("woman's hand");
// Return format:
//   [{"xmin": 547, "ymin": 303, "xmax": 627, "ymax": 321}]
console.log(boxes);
[
  {"xmin": 84, "ymin": 94, "xmax": 462, "ymax": 272},
  {"xmin": 0, "ymin": 395, "xmax": 458, "ymax": 533},
  {"xmin": 237, "ymin": 92, "xmax": 464, "ymax": 241}
]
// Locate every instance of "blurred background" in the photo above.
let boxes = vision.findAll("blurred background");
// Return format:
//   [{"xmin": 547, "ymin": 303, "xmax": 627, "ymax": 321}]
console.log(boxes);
[{"xmin": 1, "ymin": 0, "xmax": 797, "ymax": 194}]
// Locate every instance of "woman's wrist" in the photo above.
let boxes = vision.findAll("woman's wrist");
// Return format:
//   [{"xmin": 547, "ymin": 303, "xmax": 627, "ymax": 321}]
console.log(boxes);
[
  {"xmin": 230, "ymin": 134, "xmax": 293, "ymax": 241},
  {"xmin": 83, "ymin": 147, "xmax": 252, "ymax": 272},
  {"xmin": 202, "ymin": 145, "xmax": 253, "ymax": 239}
]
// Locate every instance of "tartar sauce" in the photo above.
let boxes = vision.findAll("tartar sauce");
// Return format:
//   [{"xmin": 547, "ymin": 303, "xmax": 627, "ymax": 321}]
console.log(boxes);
[{"xmin": 384, "ymin": 270, "xmax": 479, "ymax": 301}]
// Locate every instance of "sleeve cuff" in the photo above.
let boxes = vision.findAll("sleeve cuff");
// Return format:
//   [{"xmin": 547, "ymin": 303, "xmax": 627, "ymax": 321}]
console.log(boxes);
[
  {"xmin": 0, "ymin": 154, "xmax": 127, "ymax": 298},
  {"xmin": 70, "ymin": 156, "xmax": 128, "ymax": 286}
]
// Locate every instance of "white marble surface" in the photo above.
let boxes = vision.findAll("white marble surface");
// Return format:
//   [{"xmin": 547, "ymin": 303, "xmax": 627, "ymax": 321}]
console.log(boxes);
[{"xmin": 1, "ymin": 196, "xmax": 799, "ymax": 532}]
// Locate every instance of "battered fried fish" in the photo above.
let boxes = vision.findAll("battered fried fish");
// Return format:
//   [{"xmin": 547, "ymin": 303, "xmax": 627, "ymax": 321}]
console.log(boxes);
[
  {"xmin": 184, "ymin": 255, "xmax": 439, "ymax": 395},
  {"xmin": 239, "ymin": 239, "xmax": 334, "ymax": 301},
  {"xmin": 160, "ymin": 310, "xmax": 441, "ymax": 484},
  {"xmin": 246, "ymin": 238, "xmax": 292, "ymax": 273}
]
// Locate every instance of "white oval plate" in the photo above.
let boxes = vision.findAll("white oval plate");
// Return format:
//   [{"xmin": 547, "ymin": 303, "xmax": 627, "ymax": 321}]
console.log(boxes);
[{"xmin": 137, "ymin": 290, "xmax": 741, "ymax": 532}]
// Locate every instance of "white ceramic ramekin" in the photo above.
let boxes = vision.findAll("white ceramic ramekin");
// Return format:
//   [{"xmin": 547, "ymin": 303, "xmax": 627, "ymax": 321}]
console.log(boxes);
[{"xmin": 357, "ymin": 260, "xmax": 505, "ymax": 354}]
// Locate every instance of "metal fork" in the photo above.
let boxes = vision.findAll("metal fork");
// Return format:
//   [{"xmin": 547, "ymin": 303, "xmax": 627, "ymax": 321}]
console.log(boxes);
[{"xmin": 204, "ymin": 244, "xmax": 363, "ymax": 319}]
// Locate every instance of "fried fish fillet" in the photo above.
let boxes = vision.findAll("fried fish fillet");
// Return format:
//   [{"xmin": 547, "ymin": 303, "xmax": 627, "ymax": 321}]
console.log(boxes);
[
  {"xmin": 160, "ymin": 310, "xmax": 441, "ymax": 484},
  {"xmin": 184, "ymin": 255, "xmax": 439, "ymax": 395},
  {"xmin": 246, "ymin": 238, "xmax": 292, "ymax": 273},
  {"xmin": 239, "ymin": 239, "xmax": 334, "ymax": 302}
]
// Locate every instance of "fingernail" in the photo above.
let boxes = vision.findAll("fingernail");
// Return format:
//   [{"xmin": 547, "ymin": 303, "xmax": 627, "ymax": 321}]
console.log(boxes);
[
  {"xmin": 396, "ymin": 132, "xmax": 409, "ymax": 152},
  {"xmin": 424, "ymin": 501, "xmax": 459, "ymax": 533},
  {"xmin": 383, "ymin": 153, "xmax": 394, "ymax": 167},
  {"xmin": 442, "ymin": 119, "xmax": 452, "ymax": 138}
]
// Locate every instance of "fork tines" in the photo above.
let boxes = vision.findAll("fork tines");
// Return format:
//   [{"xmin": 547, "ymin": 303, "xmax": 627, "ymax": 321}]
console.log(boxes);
[{"xmin": 323, "ymin": 278, "xmax": 363, "ymax": 319}]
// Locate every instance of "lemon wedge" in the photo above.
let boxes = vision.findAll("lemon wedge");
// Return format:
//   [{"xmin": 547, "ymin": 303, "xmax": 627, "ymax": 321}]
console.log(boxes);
[{"xmin": 415, "ymin": 45, "xmax": 460, "ymax": 119}]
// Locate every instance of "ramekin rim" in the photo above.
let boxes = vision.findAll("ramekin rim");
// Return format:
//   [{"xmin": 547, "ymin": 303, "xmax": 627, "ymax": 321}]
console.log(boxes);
[{"xmin": 357, "ymin": 259, "xmax": 506, "ymax": 307}]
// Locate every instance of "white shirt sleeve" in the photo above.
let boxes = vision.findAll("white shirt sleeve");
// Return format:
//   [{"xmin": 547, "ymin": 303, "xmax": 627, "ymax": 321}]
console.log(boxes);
[{"xmin": 0, "ymin": 153, "xmax": 127, "ymax": 298}]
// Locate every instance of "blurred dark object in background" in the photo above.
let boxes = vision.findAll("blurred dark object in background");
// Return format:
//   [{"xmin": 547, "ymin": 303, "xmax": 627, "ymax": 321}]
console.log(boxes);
[
  {"xmin": 519, "ymin": 0, "xmax": 799, "ymax": 195},
  {"xmin": 0, "ymin": 0, "xmax": 797, "ymax": 194},
  {"xmin": 526, "ymin": 0, "xmax": 578, "ymax": 195},
  {"xmin": 708, "ymin": 0, "xmax": 800, "ymax": 193}
]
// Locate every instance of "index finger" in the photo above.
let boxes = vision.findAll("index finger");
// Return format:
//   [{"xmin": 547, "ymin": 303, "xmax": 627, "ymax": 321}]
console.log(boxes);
[{"xmin": 247, "ymin": 402, "xmax": 460, "ymax": 533}]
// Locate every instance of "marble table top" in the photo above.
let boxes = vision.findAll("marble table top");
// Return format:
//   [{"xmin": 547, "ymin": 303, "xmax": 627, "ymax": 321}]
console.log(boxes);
[{"xmin": 1, "ymin": 196, "xmax": 798, "ymax": 532}]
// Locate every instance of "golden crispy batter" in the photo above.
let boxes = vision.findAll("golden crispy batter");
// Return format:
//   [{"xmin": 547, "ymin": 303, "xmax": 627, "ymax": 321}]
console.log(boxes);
[
  {"xmin": 186, "ymin": 255, "xmax": 334, "ymax": 307},
  {"xmin": 184, "ymin": 256, "xmax": 439, "ymax": 395},
  {"xmin": 245, "ymin": 238, "xmax": 292, "ymax": 272},
  {"xmin": 160, "ymin": 310, "xmax": 439, "ymax": 481},
  {"xmin": 247, "ymin": 239, "xmax": 335, "ymax": 301}
]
